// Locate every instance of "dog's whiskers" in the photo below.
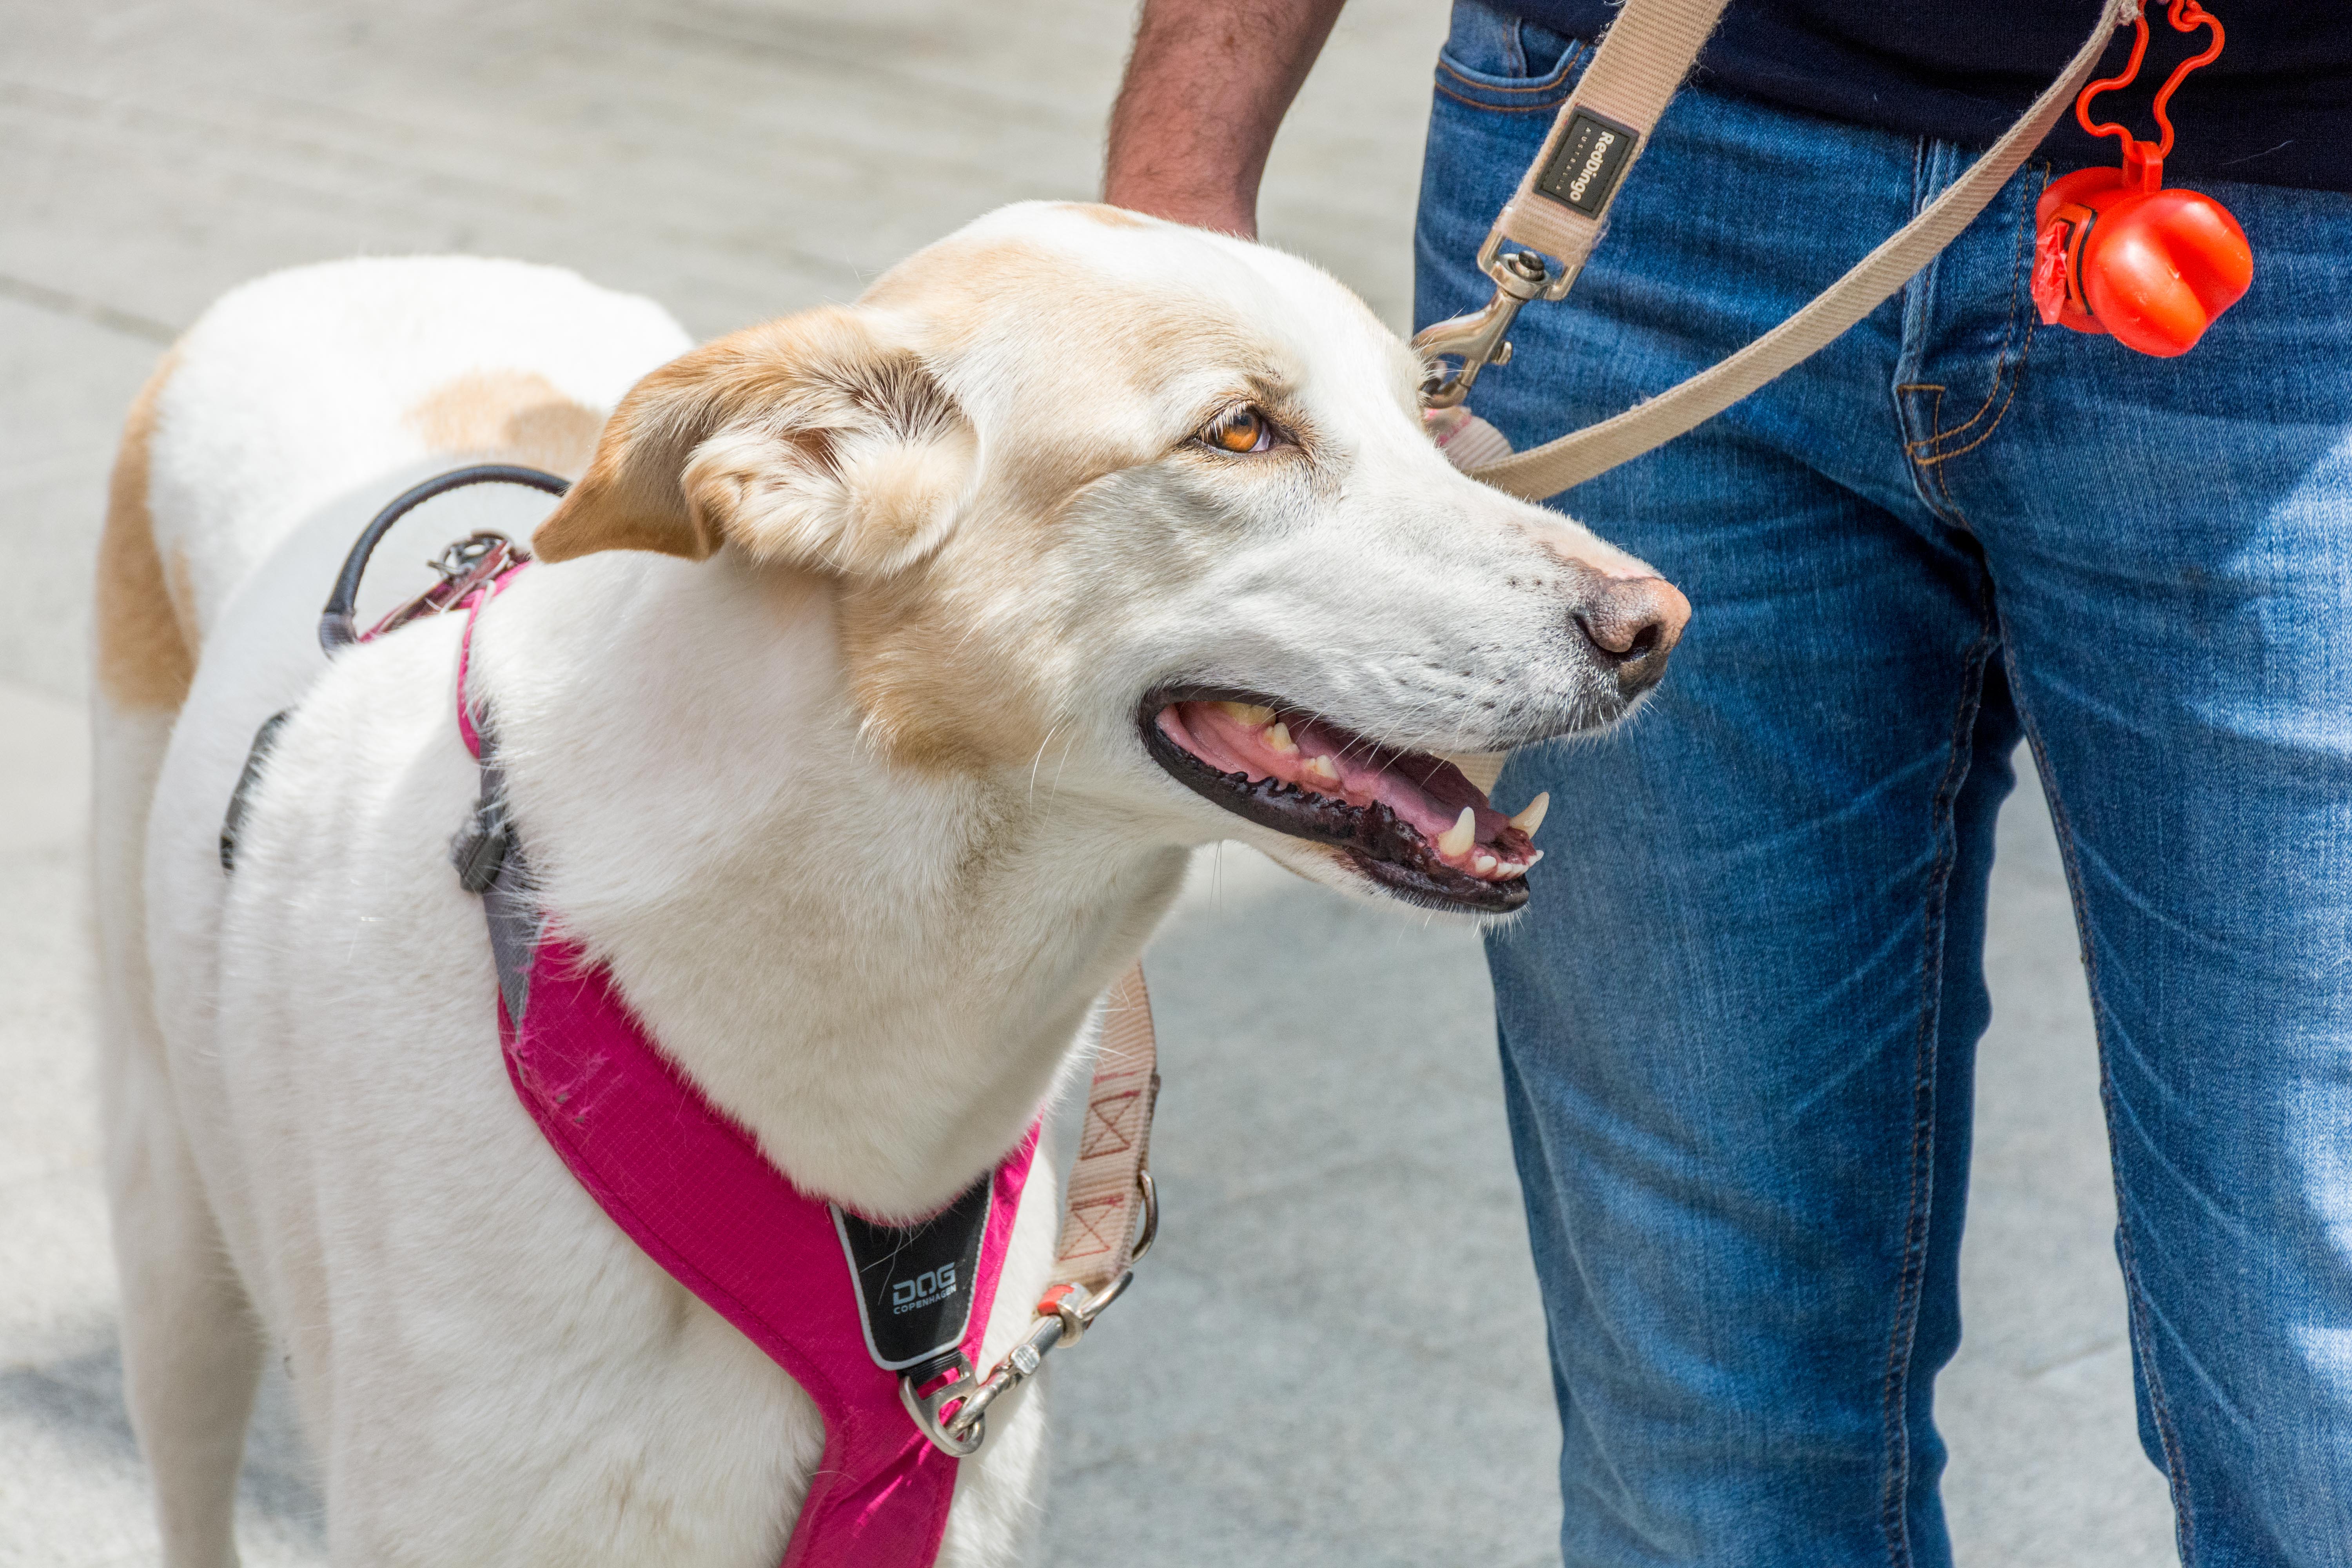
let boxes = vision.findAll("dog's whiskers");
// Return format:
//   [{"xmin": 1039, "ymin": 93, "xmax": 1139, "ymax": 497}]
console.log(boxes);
[{"xmin": 1027, "ymin": 717, "xmax": 1071, "ymax": 802}]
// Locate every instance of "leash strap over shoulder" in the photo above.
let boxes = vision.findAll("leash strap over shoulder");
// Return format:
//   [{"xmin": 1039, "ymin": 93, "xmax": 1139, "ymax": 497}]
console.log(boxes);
[{"xmin": 1428, "ymin": 0, "xmax": 2139, "ymax": 500}]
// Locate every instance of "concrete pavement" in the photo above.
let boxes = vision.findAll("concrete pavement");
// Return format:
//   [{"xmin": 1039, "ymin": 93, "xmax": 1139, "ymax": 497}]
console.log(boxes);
[{"xmin": 0, "ymin": 1, "xmax": 2173, "ymax": 1562}]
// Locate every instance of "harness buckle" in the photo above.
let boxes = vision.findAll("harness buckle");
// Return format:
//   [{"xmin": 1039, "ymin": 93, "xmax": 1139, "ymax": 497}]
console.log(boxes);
[
  {"xmin": 451, "ymin": 796, "xmax": 512, "ymax": 894},
  {"xmin": 898, "ymin": 1350, "xmax": 989, "ymax": 1458},
  {"xmin": 1412, "ymin": 249, "xmax": 1553, "ymax": 409}
]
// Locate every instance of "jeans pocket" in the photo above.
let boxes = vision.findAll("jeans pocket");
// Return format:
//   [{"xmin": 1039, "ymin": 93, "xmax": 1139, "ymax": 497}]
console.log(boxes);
[{"xmin": 1436, "ymin": 0, "xmax": 1586, "ymax": 114}]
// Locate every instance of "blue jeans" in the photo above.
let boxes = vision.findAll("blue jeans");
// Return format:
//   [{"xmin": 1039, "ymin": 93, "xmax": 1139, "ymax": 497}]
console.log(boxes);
[{"xmin": 1416, "ymin": 5, "xmax": 2352, "ymax": 1564}]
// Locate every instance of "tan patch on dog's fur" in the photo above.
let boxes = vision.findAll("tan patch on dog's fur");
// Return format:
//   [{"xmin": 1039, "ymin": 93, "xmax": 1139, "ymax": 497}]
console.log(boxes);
[
  {"xmin": 864, "ymin": 236, "xmax": 1269, "ymax": 514},
  {"xmin": 835, "ymin": 526, "xmax": 1057, "ymax": 776},
  {"xmin": 165, "ymin": 547, "xmax": 198, "ymax": 637},
  {"xmin": 1058, "ymin": 202, "xmax": 1147, "ymax": 230},
  {"xmin": 534, "ymin": 310, "xmax": 977, "ymax": 574},
  {"xmin": 406, "ymin": 370, "xmax": 606, "ymax": 477},
  {"xmin": 773, "ymin": 240, "xmax": 1292, "ymax": 774},
  {"xmin": 530, "ymin": 301, "xmax": 1060, "ymax": 773},
  {"xmin": 835, "ymin": 237, "xmax": 1318, "ymax": 773},
  {"xmin": 868, "ymin": 237, "xmax": 1250, "ymax": 365},
  {"xmin": 96, "ymin": 350, "xmax": 196, "ymax": 711},
  {"xmin": 544, "ymin": 235, "xmax": 1310, "ymax": 776}
]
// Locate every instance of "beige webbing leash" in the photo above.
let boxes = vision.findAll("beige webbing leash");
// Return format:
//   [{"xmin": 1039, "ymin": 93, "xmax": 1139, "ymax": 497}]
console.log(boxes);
[
  {"xmin": 1052, "ymin": 962, "xmax": 1160, "ymax": 1290},
  {"xmin": 909, "ymin": 962, "xmax": 1161, "ymax": 1452},
  {"xmin": 1418, "ymin": 0, "xmax": 2141, "ymax": 501}
]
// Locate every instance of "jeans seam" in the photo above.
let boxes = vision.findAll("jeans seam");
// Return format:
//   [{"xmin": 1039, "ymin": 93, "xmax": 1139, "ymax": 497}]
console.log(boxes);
[
  {"xmin": 1894, "ymin": 164, "xmax": 2048, "ymax": 529},
  {"xmin": 1436, "ymin": 43, "xmax": 1583, "ymax": 94},
  {"xmin": 1878, "ymin": 624, "xmax": 1997, "ymax": 1568},
  {"xmin": 1995, "ymin": 629, "xmax": 2201, "ymax": 1563},
  {"xmin": 1905, "ymin": 168, "xmax": 2043, "ymax": 459},
  {"xmin": 1432, "ymin": 79, "xmax": 1575, "ymax": 114},
  {"xmin": 2119, "ymin": 1225, "xmax": 2200, "ymax": 1563},
  {"xmin": 1893, "ymin": 383, "xmax": 1967, "ymax": 524},
  {"xmin": 1889, "ymin": 142, "xmax": 1965, "ymax": 528},
  {"xmin": 1434, "ymin": 40, "xmax": 1587, "ymax": 112}
]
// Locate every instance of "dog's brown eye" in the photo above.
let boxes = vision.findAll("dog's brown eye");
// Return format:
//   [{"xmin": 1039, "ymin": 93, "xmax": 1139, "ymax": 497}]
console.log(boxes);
[{"xmin": 1201, "ymin": 408, "xmax": 1272, "ymax": 455}]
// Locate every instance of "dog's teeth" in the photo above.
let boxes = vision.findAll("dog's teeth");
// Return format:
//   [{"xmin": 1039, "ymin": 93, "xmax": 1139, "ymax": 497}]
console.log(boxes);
[
  {"xmin": 1218, "ymin": 701, "xmax": 1276, "ymax": 727},
  {"xmin": 1304, "ymin": 754, "xmax": 1341, "ymax": 784},
  {"xmin": 1508, "ymin": 791, "xmax": 1550, "ymax": 837},
  {"xmin": 1473, "ymin": 853, "xmax": 1499, "ymax": 875},
  {"xmin": 1525, "ymin": 849, "xmax": 1544, "ymax": 867},
  {"xmin": 1437, "ymin": 807, "xmax": 1476, "ymax": 859},
  {"xmin": 1265, "ymin": 720, "xmax": 1297, "ymax": 754}
]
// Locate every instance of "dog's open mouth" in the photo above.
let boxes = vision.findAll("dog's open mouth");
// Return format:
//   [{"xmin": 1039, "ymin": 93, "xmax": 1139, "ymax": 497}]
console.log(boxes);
[{"xmin": 1141, "ymin": 689, "xmax": 1546, "ymax": 913}]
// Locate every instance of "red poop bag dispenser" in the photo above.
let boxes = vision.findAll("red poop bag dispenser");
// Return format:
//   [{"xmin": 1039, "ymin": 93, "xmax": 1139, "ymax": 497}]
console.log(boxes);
[{"xmin": 2031, "ymin": 0, "xmax": 2252, "ymax": 358}]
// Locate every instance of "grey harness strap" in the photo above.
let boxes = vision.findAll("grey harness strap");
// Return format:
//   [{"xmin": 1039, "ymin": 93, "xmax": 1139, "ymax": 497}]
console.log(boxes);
[{"xmin": 451, "ymin": 722, "xmax": 543, "ymax": 1028}]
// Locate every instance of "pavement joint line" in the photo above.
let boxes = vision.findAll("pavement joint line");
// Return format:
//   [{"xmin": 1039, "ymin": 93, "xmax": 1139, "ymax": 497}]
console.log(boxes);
[
  {"xmin": 643, "ymin": 20, "xmax": 1110, "ymax": 129},
  {"xmin": 0, "ymin": 273, "xmax": 176, "ymax": 345},
  {"xmin": 2020, "ymin": 1334, "xmax": 2129, "ymax": 1381},
  {"xmin": 0, "ymin": 449, "xmax": 120, "ymax": 485}
]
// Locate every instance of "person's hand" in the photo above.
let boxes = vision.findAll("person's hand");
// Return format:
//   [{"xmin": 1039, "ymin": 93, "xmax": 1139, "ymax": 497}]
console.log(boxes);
[{"xmin": 1103, "ymin": 0, "xmax": 1349, "ymax": 238}]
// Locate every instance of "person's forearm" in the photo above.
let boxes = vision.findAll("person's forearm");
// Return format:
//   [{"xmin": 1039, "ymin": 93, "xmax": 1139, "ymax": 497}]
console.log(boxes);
[{"xmin": 1103, "ymin": 0, "xmax": 1347, "ymax": 237}]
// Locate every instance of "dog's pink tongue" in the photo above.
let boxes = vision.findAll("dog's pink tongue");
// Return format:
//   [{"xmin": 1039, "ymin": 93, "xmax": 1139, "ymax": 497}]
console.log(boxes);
[
  {"xmin": 1169, "ymin": 701, "xmax": 1506, "ymax": 845},
  {"xmin": 1287, "ymin": 713, "xmax": 1502, "ymax": 843}
]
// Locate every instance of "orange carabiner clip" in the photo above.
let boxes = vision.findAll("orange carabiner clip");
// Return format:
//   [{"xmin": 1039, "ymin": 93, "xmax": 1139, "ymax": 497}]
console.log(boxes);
[{"xmin": 2030, "ymin": 1, "xmax": 2252, "ymax": 357}]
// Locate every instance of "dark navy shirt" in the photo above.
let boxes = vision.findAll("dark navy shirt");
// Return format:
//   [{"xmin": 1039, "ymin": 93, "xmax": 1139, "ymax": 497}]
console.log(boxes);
[{"xmin": 1496, "ymin": 1, "xmax": 2352, "ymax": 190}]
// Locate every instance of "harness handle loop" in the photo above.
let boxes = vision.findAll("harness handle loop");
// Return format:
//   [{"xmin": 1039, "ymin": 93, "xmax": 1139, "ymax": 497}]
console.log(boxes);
[{"xmin": 319, "ymin": 463, "xmax": 567, "ymax": 655}]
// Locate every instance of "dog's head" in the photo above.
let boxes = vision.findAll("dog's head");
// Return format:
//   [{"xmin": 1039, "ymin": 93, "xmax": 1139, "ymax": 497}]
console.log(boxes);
[{"xmin": 534, "ymin": 201, "xmax": 1685, "ymax": 916}]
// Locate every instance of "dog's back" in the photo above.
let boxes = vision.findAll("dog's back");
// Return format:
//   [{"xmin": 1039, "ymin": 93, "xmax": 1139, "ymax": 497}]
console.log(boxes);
[
  {"xmin": 93, "ymin": 257, "xmax": 687, "ymax": 1568},
  {"xmin": 116, "ymin": 256, "xmax": 685, "ymax": 656}
]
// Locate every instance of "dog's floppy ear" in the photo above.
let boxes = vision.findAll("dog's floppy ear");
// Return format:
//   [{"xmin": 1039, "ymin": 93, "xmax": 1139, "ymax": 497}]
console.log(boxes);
[{"xmin": 533, "ymin": 307, "xmax": 975, "ymax": 575}]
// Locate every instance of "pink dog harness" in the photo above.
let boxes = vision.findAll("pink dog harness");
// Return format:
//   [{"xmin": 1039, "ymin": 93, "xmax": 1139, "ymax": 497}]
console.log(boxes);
[
  {"xmin": 497, "ymin": 945, "xmax": 1036, "ymax": 1566},
  {"xmin": 231, "ymin": 466, "xmax": 1162, "ymax": 1566},
  {"xmin": 446, "ymin": 558, "xmax": 1157, "ymax": 1565},
  {"xmin": 452, "ymin": 564, "xmax": 1042, "ymax": 1565}
]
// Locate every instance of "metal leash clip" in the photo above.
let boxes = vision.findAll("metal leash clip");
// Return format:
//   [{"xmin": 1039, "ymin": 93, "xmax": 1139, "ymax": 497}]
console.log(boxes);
[
  {"xmin": 360, "ymin": 532, "xmax": 528, "ymax": 644},
  {"xmin": 899, "ymin": 1169, "xmax": 1157, "ymax": 1458},
  {"xmin": 1411, "ymin": 248, "xmax": 1554, "ymax": 409}
]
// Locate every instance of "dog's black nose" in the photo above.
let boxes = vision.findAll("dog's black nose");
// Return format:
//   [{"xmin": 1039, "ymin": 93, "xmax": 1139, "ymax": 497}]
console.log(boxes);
[{"xmin": 1573, "ymin": 574, "xmax": 1690, "ymax": 697}]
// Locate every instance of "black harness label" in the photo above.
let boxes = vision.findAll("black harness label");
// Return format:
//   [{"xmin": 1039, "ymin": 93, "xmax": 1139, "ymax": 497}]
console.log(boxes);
[
  {"xmin": 831, "ymin": 1174, "xmax": 993, "ymax": 1371},
  {"xmin": 1537, "ymin": 109, "xmax": 1641, "ymax": 218}
]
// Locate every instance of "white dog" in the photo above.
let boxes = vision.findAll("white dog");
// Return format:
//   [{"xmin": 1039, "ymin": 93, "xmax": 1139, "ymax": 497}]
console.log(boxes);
[{"xmin": 93, "ymin": 201, "xmax": 1686, "ymax": 1566}]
